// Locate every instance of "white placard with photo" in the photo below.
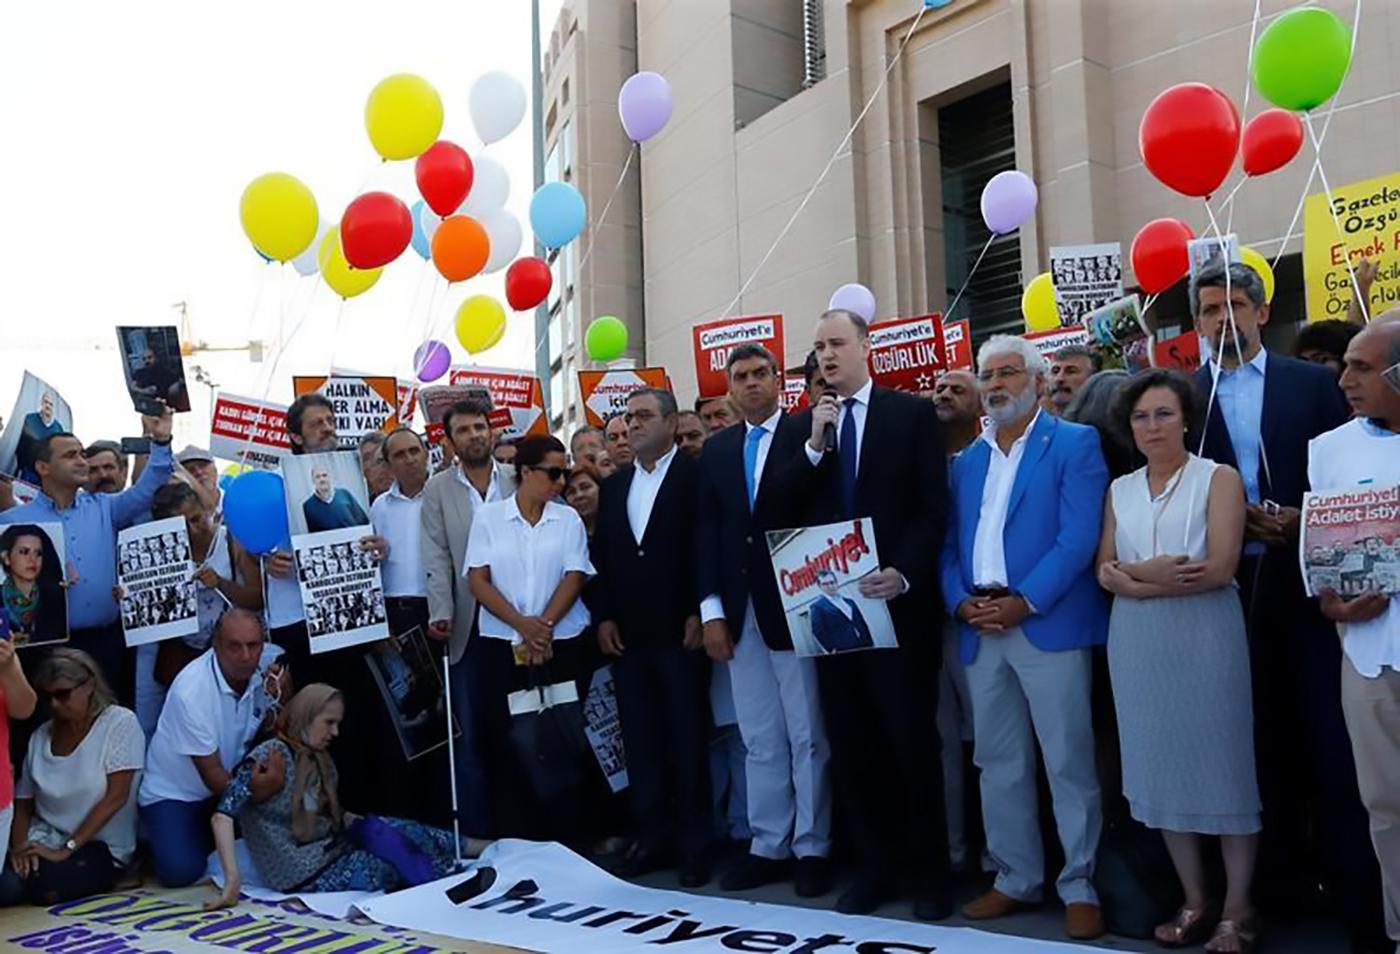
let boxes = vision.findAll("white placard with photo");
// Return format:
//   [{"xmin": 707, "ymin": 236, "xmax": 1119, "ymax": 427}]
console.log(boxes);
[
  {"xmin": 118, "ymin": 517, "xmax": 199, "ymax": 647},
  {"xmin": 281, "ymin": 451, "xmax": 372, "ymax": 538},
  {"xmin": 584, "ymin": 665, "xmax": 629, "ymax": 793},
  {"xmin": 0, "ymin": 521, "xmax": 69, "ymax": 648},
  {"xmin": 0, "ymin": 372, "xmax": 73, "ymax": 483},
  {"xmin": 1050, "ymin": 242, "xmax": 1123, "ymax": 325},
  {"xmin": 293, "ymin": 526, "xmax": 388, "ymax": 654}
]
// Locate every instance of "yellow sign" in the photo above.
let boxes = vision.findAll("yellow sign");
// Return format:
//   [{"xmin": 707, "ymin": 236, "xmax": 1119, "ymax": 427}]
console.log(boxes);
[{"xmin": 1303, "ymin": 170, "xmax": 1400, "ymax": 322}]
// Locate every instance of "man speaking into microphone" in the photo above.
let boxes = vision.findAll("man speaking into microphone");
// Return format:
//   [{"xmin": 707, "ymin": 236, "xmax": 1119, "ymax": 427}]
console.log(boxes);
[{"xmin": 770, "ymin": 308, "xmax": 951, "ymax": 920}]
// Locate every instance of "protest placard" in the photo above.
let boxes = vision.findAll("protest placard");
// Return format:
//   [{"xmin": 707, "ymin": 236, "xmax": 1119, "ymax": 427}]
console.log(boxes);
[
  {"xmin": 209, "ymin": 392, "xmax": 291, "ymax": 468},
  {"xmin": 117, "ymin": 517, "xmax": 199, "ymax": 647},
  {"xmin": 584, "ymin": 665, "xmax": 629, "ymax": 793},
  {"xmin": 418, "ymin": 383, "xmax": 506, "ymax": 448},
  {"xmin": 1086, "ymin": 294, "xmax": 1152, "ymax": 371},
  {"xmin": 766, "ymin": 518, "xmax": 897, "ymax": 657},
  {"xmin": 292, "ymin": 375, "xmax": 399, "ymax": 450},
  {"xmin": 1187, "ymin": 233, "xmax": 1241, "ymax": 289},
  {"xmin": 577, "ymin": 367, "xmax": 671, "ymax": 427},
  {"xmin": 867, "ymin": 314, "xmax": 946, "ymax": 392},
  {"xmin": 781, "ymin": 370, "xmax": 810, "ymax": 414},
  {"xmin": 116, "ymin": 326, "xmax": 191, "ymax": 415},
  {"xmin": 1024, "ymin": 325, "xmax": 1091, "ymax": 359},
  {"xmin": 1050, "ymin": 242, "xmax": 1123, "ymax": 325},
  {"xmin": 1154, "ymin": 332, "xmax": 1202, "ymax": 373},
  {"xmin": 1304, "ymin": 170, "xmax": 1400, "ymax": 322},
  {"xmin": 0, "ymin": 373, "xmax": 73, "ymax": 483},
  {"xmin": 293, "ymin": 526, "xmax": 389, "ymax": 654},
  {"xmin": 366, "ymin": 626, "xmax": 457, "ymax": 761},
  {"xmin": 691, "ymin": 315, "xmax": 784, "ymax": 399},
  {"xmin": 943, "ymin": 319, "xmax": 974, "ymax": 372},
  {"xmin": 448, "ymin": 366, "xmax": 547, "ymax": 439},
  {"xmin": 0, "ymin": 521, "xmax": 68, "ymax": 648},
  {"xmin": 1301, "ymin": 484, "xmax": 1400, "ymax": 598},
  {"xmin": 282, "ymin": 451, "xmax": 371, "ymax": 538},
  {"xmin": 330, "ymin": 367, "xmax": 418, "ymax": 426}
]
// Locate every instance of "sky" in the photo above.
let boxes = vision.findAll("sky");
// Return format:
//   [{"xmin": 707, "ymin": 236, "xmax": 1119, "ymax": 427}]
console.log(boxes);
[{"xmin": 0, "ymin": 0, "xmax": 565, "ymax": 451}]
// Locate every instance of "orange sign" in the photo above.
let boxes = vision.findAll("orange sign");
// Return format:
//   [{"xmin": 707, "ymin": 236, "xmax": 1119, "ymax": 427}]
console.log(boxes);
[
  {"xmin": 447, "ymin": 366, "xmax": 547, "ymax": 440},
  {"xmin": 291, "ymin": 375, "xmax": 399, "ymax": 450},
  {"xmin": 577, "ymin": 367, "xmax": 671, "ymax": 427}
]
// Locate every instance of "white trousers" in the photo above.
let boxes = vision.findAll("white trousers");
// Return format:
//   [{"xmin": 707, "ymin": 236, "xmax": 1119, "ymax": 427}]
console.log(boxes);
[{"xmin": 727, "ymin": 602, "xmax": 832, "ymax": 860}]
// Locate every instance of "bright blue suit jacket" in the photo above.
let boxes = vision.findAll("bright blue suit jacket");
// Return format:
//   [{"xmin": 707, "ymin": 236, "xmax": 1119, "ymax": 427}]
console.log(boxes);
[{"xmin": 941, "ymin": 412, "xmax": 1109, "ymax": 665}]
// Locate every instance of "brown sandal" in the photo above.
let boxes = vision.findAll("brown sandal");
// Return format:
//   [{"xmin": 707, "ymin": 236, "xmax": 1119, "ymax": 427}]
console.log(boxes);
[
  {"xmin": 1154, "ymin": 905, "xmax": 1218, "ymax": 947},
  {"xmin": 1204, "ymin": 917, "xmax": 1258, "ymax": 954}
]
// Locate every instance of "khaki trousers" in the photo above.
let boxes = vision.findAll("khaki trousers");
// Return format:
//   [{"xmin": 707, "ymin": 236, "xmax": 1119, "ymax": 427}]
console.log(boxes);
[{"xmin": 1340, "ymin": 657, "xmax": 1400, "ymax": 941}]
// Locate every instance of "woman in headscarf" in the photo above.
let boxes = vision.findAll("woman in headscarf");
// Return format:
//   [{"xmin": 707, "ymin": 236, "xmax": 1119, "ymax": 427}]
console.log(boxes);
[{"xmin": 205, "ymin": 684, "xmax": 484, "ymax": 911}]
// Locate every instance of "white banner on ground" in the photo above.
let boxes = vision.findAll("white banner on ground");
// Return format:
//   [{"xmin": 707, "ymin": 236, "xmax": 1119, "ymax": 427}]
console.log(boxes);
[{"xmin": 359, "ymin": 839, "xmax": 1094, "ymax": 954}]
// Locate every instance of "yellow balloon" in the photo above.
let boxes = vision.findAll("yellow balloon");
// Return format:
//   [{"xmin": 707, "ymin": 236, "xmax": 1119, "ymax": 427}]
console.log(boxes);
[
  {"xmin": 1239, "ymin": 246, "xmax": 1276, "ymax": 304},
  {"xmin": 317, "ymin": 226, "xmax": 382, "ymax": 299},
  {"xmin": 1021, "ymin": 271, "xmax": 1061, "ymax": 332},
  {"xmin": 240, "ymin": 173, "xmax": 318, "ymax": 263},
  {"xmin": 365, "ymin": 74, "xmax": 444, "ymax": 161},
  {"xmin": 455, "ymin": 295, "xmax": 507, "ymax": 355}
]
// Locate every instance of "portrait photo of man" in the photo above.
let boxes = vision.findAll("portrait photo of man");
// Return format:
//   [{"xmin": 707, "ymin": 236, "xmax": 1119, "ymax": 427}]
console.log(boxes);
[
  {"xmin": 807, "ymin": 569, "xmax": 875, "ymax": 654},
  {"xmin": 301, "ymin": 462, "xmax": 369, "ymax": 533}
]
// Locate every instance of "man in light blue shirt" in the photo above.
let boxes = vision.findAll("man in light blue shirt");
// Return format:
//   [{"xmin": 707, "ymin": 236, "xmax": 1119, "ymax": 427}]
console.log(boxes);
[{"xmin": 0, "ymin": 409, "xmax": 174, "ymax": 698}]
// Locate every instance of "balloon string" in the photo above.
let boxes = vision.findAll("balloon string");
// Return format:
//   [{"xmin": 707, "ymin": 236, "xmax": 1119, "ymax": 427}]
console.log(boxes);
[
  {"xmin": 1225, "ymin": 0, "xmax": 1264, "ymax": 235},
  {"xmin": 942, "ymin": 233, "xmax": 996, "ymax": 327},
  {"xmin": 575, "ymin": 143, "xmax": 636, "ymax": 276},
  {"xmin": 1303, "ymin": 111, "xmax": 1370, "ymax": 322},
  {"xmin": 1196, "ymin": 198, "xmax": 1238, "ymax": 458},
  {"xmin": 717, "ymin": 1, "xmax": 929, "ymax": 319}
]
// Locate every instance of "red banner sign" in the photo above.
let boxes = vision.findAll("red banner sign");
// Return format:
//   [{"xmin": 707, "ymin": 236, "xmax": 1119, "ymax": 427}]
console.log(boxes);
[
  {"xmin": 1154, "ymin": 332, "xmax": 1201, "ymax": 373},
  {"xmin": 943, "ymin": 319, "xmax": 974, "ymax": 372},
  {"xmin": 209, "ymin": 392, "xmax": 291, "ymax": 468},
  {"xmin": 867, "ymin": 314, "xmax": 946, "ymax": 393},
  {"xmin": 692, "ymin": 315, "xmax": 784, "ymax": 400},
  {"xmin": 781, "ymin": 370, "xmax": 810, "ymax": 414},
  {"xmin": 1023, "ymin": 325, "xmax": 1092, "ymax": 358},
  {"xmin": 447, "ymin": 366, "xmax": 547, "ymax": 441}
]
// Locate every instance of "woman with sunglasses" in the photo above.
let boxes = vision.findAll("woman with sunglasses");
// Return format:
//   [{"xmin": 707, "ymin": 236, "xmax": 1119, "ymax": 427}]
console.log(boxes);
[
  {"xmin": 465, "ymin": 435, "xmax": 594, "ymax": 844},
  {"xmin": 0, "ymin": 649, "xmax": 144, "ymax": 905}
]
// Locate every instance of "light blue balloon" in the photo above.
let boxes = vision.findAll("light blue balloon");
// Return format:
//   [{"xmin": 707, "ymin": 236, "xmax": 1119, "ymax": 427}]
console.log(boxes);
[
  {"xmin": 529, "ymin": 182, "xmax": 586, "ymax": 249},
  {"xmin": 409, "ymin": 199, "xmax": 432, "ymax": 260}
]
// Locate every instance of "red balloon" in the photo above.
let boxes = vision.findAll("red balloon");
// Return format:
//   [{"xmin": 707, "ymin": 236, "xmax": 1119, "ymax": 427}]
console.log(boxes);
[
  {"xmin": 1139, "ymin": 83, "xmax": 1240, "ymax": 198},
  {"xmin": 505, "ymin": 256, "xmax": 552, "ymax": 311},
  {"xmin": 1241, "ymin": 108, "xmax": 1304, "ymax": 177},
  {"xmin": 341, "ymin": 192, "xmax": 412, "ymax": 269},
  {"xmin": 416, "ymin": 141, "xmax": 474, "ymax": 217},
  {"xmin": 1131, "ymin": 218, "xmax": 1195, "ymax": 294}
]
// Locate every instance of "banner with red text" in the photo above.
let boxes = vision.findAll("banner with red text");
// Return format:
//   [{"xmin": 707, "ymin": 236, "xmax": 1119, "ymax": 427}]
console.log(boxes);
[
  {"xmin": 781, "ymin": 370, "xmax": 810, "ymax": 413},
  {"xmin": 1154, "ymin": 332, "xmax": 1202, "ymax": 373},
  {"xmin": 1301, "ymin": 483, "xmax": 1400, "ymax": 597},
  {"xmin": 1024, "ymin": 325, "xmax": 1091, "ymax": 359},
  {"xmin": 577, "ymin": 367, "xmax": 671, "ymax": 427},
  {"xmin": 419, "ymin": 384, "xmax": 511, "ymax": 446},
  {"xmin": 209, "ymin": 392, "xmax": 291, "ymax": 468},
  {"xmin": 943, "ymin": 318, "xmax": 974, "ymax": 371},
  {"xmin": 447, "ymin": 367, "xmax": 547, "ymax": 441},
  {"xmin": 692, "ymin": 315, "xmax": 783, "ymax": 400},
  {"xmin": 867, "ymin": 314, "xmax": 946, "ymax": 392}
]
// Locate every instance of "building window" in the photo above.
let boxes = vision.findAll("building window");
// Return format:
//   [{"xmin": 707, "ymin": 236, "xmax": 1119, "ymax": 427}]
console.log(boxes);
[
  {"xmin": 548, "ymin": 308, "xmax": 563, "ymax": 362},
  {"xmin": 550, "ymin": 368, "xmax": 565, "ymax": 420},
  {"xmin": 562, "ymin": 246, "xmax": 575, "ymax": 297},
  {"xmin": 564, "ymin": 297, "xmax": 577, "ymax": 348},
  {"xmin": 548, "ymin": 253, "xmax": 563, "ymax": 311},
  {"xmin": 560, "ymin": 120, "xmax": 574, "ymax": 179},
  {"xmin": 545, "ymin": 141, "xmax": 562, "ymax": 185},
  {"xmin": 561, "ymin": 78, "xmax": 570, "ymax": 107}
]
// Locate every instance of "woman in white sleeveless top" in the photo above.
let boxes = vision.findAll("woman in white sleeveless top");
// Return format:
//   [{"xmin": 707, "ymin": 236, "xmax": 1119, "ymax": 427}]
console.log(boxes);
[{"xmin": 1096, "ymin": 370, "xmax": 1260, "ymax": 952}]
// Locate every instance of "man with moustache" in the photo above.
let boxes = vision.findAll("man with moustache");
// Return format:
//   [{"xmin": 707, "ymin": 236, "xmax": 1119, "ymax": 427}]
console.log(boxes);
[
  {"xmin": 932, "ymin": 370, "xmax": 981, "ymax": 455},
  {"xmin": 1047, "ymin": 345, "xmax": 1099, "ymax": 417},
  {"xmin": 83, "ymin": 441, "xmax": 129, "ymax": 494},
  {"xmin": 570, "ymin": 425, "xmax": 605, "ymax": 467},
  {"xmin": 697, "ymin": 397, "xmax": 739, "ymax": 434},
  {"xmin": 674, "ymin": 410, "xmax": 707, "ymax": 459},
  {"xmin": 604, "ymin": 412, "xmax": 634, "ymax": 468}
]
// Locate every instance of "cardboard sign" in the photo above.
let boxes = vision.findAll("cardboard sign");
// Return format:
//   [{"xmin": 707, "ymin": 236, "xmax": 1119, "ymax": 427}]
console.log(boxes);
[
  {"xmin": 577, "ymin": 367, "xmax": 671, "ymax": 427},
  {"xmin": 1154, "ymin": 333, "xmax": 1202, "ymax": 373},
  {"xmin": 331, "ymin": 367, "xmax": 417, "ymax": 424},
  {"xmin": 209, "ymin": 392, "xmax": 291, "ymax": 468},
  {"xmin": 943, "ymin": 318, "xmax": 974, "ymax": 372},
  {"xmin": 692, "ymin": 315, "xmax": 784, "ymax": 400},
  {"xmin": 1304, "ymin": 170, "xmax": 1400, "ymax": 322},
  {"xmin": 1024, "ymin": 325, "xmax": 1092, "ymax": 359},
  {"xmin": 419, "ymin": 384, "xmax": 509, "ymax": 447},
  {"xmin": 1301, "ymin": 484, "xmax": 1400, "ymax": 597},
  {"xmin": 867, "ymin": 314, "xmax": 946, "ymax": 392},
  {"xmin": 117, "ymin": 517, "xmax": 198, "ymax": 648},
  {"xmin": 781, "ymin": 370, "xmax": 810, "ymax": 414},
  {"xmin": 292, "ymin": 376, "xmax": 399, "ymax": 450},
  {"xmin": 1050, "ymin": 242, "xmax": 1123, "ymax": 326},
  {"xmin": 447, "ymin": 366, "xmax": 547, "ymax": 440}
]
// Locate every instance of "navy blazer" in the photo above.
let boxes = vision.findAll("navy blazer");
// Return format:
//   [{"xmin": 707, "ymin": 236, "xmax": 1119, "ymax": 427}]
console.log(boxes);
[{"xmin": 808, "ymin": 596, "xmax": 874, "ymax": 653}]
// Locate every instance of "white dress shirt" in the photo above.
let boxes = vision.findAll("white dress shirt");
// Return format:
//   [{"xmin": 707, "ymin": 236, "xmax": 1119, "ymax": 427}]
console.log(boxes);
[
  {"xmin": 464, "ymin": 495, "xmax": 595, "ymax": 643},
  {"xmin": 370, "ymin": 480, "xmax": 426, "ymax": 597},
  {"xmin": 627, "ymin": 445, "xmax": 678, "ymax": 544},
  {"xmin": 455, "ymin": 461, "xmax": 505, "ymax": 505},
  {"xmin": 804, "ymin": 378, "xmax": 873, "ymax": 468},
  {"xmin": 972, "ymin": 410, "xmax": 1041, "ymax": 588},
  {"xmin": 701, "ymin": 409, "xmax": 783, "ymax": 624}
]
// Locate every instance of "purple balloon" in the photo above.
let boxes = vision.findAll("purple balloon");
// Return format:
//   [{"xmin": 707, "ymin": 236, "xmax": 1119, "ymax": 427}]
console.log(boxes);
[
  {"xmin": 618, "ymin": 71, "xmax": 673, "ymax": 142},
  {"xmin": 980, "ymin": 170, "xmax": 1038, "ymax": 235},
  {"xmin": 828, "ymin": 283, "xmax": 876, "ymax": 323},
  {"xmin": 414, "ymin": 339, "xmax": 451, "ymax": 383}
]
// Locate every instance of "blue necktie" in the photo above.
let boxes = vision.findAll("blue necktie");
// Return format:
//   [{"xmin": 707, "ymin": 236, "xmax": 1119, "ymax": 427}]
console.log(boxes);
[
  {"xmin": 839, "ymin": 397, "xmax": 858, "ymax": 518},
  {"xmin": 744, "ymin": 426, "xmax": 764, "ymax": 510}
]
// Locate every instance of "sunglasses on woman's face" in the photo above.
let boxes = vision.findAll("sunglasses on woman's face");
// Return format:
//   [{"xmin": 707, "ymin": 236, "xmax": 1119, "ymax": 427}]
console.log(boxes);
[
  {"xmin": 47, "ymin": 678, "xmax": 90, "ymax": 703},
  {"xmin": 531, "ymin": 466, "xmax": 569, "ymax": 482}
]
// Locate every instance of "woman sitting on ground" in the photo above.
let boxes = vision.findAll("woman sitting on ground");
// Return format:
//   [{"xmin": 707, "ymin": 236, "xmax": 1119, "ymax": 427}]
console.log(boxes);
[{"xmin": 206, "ymin": 683, "xmax": 485, "ymax": 910}]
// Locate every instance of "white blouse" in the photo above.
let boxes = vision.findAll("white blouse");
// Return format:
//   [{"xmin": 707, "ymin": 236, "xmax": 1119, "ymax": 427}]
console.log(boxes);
[
  {"xmin": 464, "ymin": 495, "xmax": 595, "ymax": 643},
  {"xmin": 16, "ymin": 706, "xmax": 145, "ymax": 865},
  {"xmin": 1111, "ymin": 454, "xmax": 1220, "ymax": 563}
]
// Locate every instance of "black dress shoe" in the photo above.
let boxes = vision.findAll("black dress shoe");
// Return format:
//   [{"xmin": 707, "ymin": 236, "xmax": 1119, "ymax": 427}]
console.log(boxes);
[
  {"xmin": 835, "ymin": 878, "xmax": 891, "ymax": 915},
  {"xmin": 611, "ymin": 845, "xmax": 668, "ymax": 880},
  {"xmin": 912, "ymin": 884, "xmax": 954, "ymax": 922},
  {"xmin": 720, "ymin": 854, "xmax": 787, "ymax": 891},
  {"xmin": 794, "ymin": 856, "xmax": 833, "ymax": 898},
  {"xmin": 678, "ymin": 856, "xmax": 710, "ymax": 889}
]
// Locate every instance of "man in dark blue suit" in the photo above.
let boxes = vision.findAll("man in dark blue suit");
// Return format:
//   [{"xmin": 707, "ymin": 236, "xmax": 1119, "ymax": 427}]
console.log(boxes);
[
  {"xmin": 807, "ymin": 571, "xmax": 873, "ymax": 653},
  {"xmin": 1191, "ymin": 260, "xmax": 1386, "ymax": 951}
]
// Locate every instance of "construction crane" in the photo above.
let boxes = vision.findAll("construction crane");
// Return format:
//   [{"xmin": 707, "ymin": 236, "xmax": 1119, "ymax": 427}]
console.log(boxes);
[{"xmin": 172, "ymin": 301, "xmax": 266, "ymax": 362}]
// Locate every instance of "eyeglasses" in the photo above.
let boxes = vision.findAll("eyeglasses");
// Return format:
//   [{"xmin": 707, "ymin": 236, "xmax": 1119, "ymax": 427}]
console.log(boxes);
[
  {"xmin": 530, "ymin": 466, "xmax": 569, "ymax": 482},
  {"xmin": 977, "ymin": 366, "xmax": 1027, "ymax": 383},
  {"xmin": 47, "ymin": 677, "xmax": 90, "ymax": 703}
]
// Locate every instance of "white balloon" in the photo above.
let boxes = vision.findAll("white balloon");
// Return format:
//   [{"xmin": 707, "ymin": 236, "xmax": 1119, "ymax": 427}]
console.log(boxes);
[
  {"xmin": 481, "ymin": 209, "xmax": 522, "ymax": 274},
  {"xmin": 469, "ymin": 71, "xmax": 526, "ymax": 145},
  {"xmin": 420, "ymin": 201, "xmax": 442, "ymax": 247},
  {"xmin": 291, "ymin": 217, "xmax": 323, "ymax": 276},
  {"xmin": 460, "ymin": 155, "xmax": 510, "ymax": 218}
]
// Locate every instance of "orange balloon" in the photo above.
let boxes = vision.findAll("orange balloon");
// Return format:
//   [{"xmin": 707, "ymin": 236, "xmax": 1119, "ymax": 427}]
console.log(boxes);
[{"xmin": 431, "ymin": 215, "xmax": 490, "ymax": 283}]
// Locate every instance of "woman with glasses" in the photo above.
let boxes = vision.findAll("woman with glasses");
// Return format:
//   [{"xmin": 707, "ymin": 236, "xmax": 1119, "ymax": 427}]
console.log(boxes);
[
  {"xmin": 465, "ymin": 434, "xmax": 594, "ymax": 844},
  {"xmin": 1095, "ymin": 370, "xmax": 1260, "ymax": 952},
  {"xmin": 0, "ymin": 649, "xmax": 144, "ymax": 906}
]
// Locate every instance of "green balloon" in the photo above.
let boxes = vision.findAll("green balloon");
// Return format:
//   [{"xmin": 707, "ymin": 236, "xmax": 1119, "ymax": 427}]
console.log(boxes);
[
  {"xmin": 586, "ymin": 315, "xmax": 628, "ymax": 362},
  {"xmin": 1251, "ymin": 8, "xmax": 1351, "ymax": 111}
]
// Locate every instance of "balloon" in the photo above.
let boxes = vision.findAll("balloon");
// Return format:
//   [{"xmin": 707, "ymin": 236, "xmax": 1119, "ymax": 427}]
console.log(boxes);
[
  {"xmin": 481, "ymin": 209, "xmax": 522, "ymax": 274},
  {"xmin": 1252, "ymin": 8, "xmax": 1352, "ymax": 112},
  {"xmin": 341, "ymin": 192, "xmax": 413, "ymax": 269},
  {"xmin": 409, "ymin": 200, "xmax": 432, "ymax": 260},
  {"xmin": 223, "ymin": 470, "xmax": 289, "ymax": 556},
  {"xmin": 1130, "ymin": 218, "xmax": 1195, "ymax": 294},
  {"xmin": 828, "ymin": 283, "xmax": 876, "ymax": 323},
  {"xmin": 239, "ymin": 173, "xmax": 318, "ymax": 263},
  {"xmin": 254, "ymin": 247, "xmax": 274, "ymax": 265},
  {"xmin": 529, "ymin": 182, "xmax": 587, "ymax": 248},
  {"xmin": 1139, "ymin": 83, "xmax": 1240, "ymax": 198},
  {"xmin": 290, "ymin": 216, "xmax": 323, "ymax": 276},
  {"xmin": 1021, "ymin": 272, "xmax": 1060, "ymax": 332},
  {"xmin": 416, "ymin": 140, "xmax": 474, "ymax": 217},
  {"xmin": 365, "ymin": 74, "xmax": 443, "ymax": 161},
  {"xmin": 318, "ymin": 226, "xmax": 382, "ymax": 299},
  {"xmin": 431, "ymin": 215, "xmax": 491, "ymax": 283},
  {"xmin": 1239, "ymin": 246, "xmax": 1276, "ymax": 304},
  {"xmin": 420, "ymin": 201, "xmax": 443, "ymax": 249},
  {"xmin": 586, "ymin": 316, "xmax": 628, "ymax": 363},
  {"xmin": 980, "ymin": 170, "xmax": 1038, "ymax": 235},
  {"xmin": 618, "ymin": 71, "xmax": 674, "ymax": 142},
  {"xmin": 455, "ymin": 295, "xmax": 507, "ymax": 354},
  {"xmin": 460, "ymin": 155, "xmax": 509, "ymax": 217},
  {"xmin": 469, "ymin": 71, "xmax": 527, "ymax": 145},
  {"xmin": 413, "ymin": 339, "xmax": 452, "ymax": 382},
  {"xmin": 505, "ymin": 256, "xmax": 552, "ymax": 311},
  {"xmin": 1241, "ymin": 108, "xmax": 1304, "ymax": 176}
]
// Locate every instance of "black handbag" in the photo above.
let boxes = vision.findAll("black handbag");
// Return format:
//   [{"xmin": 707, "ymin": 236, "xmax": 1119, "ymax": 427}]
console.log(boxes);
[{"xmin": 505, "ymin": 664, "xmax": 590, "ymax": 804}]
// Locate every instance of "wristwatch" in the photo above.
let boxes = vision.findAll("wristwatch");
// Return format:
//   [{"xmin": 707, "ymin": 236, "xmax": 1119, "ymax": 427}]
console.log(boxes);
[{"xmin": 64, "ymin": 838, "xmax": 78, "ymax": 853}]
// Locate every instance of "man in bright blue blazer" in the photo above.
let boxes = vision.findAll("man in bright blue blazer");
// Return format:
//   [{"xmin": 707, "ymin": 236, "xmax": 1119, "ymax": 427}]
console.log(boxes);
[{"xmin": 940, "ymin": 334, "xmax": 1109, "ymax": 941}]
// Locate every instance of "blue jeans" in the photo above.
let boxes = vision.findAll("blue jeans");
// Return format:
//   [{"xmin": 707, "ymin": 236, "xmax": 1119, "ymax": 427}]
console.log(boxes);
[
  {"xmin": 450, "ymin": 639, "xmax": 494, "ymax": 838},
  {"xmin": 140, "ymin": 799, "xmax": 213, "ymax": 887}
]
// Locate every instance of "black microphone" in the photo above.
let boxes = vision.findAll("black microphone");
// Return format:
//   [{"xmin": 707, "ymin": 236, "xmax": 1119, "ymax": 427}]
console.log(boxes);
[{"xmin": 824, "ymin": 420, "xmax": 837, "ymax": 453}]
